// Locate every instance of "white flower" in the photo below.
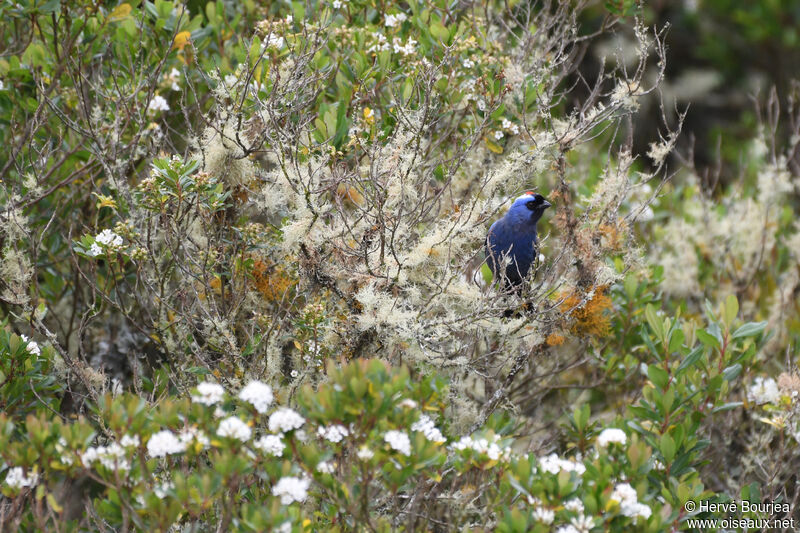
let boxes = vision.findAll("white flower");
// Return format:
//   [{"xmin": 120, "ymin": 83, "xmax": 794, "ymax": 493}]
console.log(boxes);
[
  {"xmin": 462, "ymin": 58, "xmax": 474, "ymax": 69},
  {"xmin": 147, "ymin": 430, "xmax": 187, "ymax": 458},
  {"xmin": 410, "ymin": 415, "xmax": 445, "ymax": 443},
  {"xmin": 120, "ymin": 434, "xmax": 140, "ymax": 448},
  {"xmin": 356, "ymin": 446, "xmax": 374, "ymax": 460},
  {"xmin": 556, "ymin": 527, "xmax": 579, "ymax": 533},
  {"xmin": 564, "ymin": 498, "xmax": 584, "ymax": 513},
  {"xmin": 511, "ymin": 124, "xmax": 520, "ymax": 135},
  {"xmin": 4, "ymin": 467, "xmax": 38, "ymax": 489},
  {"xmin": 597, "ymin": 428, "xmax": 627, "ymax": 447},
  {"xmin": 384, "ymin": 430, "xmax": 411, "ymax": 456},
  {"xmin": 178, "ymin": 427, "xmax": 209, "ymax": 448},
  {"xmin": 254, "ymin": 434, "xmax": 285, "ymax": 456},
  {"xmin": 285, "ymin": 15, "xmax": 293, "ymax": 24},
  {"xmin": 392, "ymin": 37, "xmax": 417, "ymax": 56},
  {"xmin": 0, "ymin": 80, "xmax": 5, "ymax": 91},
  {"xmin": 82, "ymin": 443, "xmax": 129, "ymax": 471},
  {"xmin": 317, "ymin": 424, "xmax": 349, "ymax": 443},
  {"xmin": 477, "ymin": 99, "xmax": 486, "ymax": 111},
  {"xmin": 502, "ymin": 118, "xmax": 512, "ymax": 129},
  {"xmin": 332, "ymin": 0, "xmax": 342, "ymax": 8},
  {"xmin": 384, "ymin": 13, "xmax": 407, "ymax": 27},
  {"xmin": 290, "ymin": 369, "xmax": 299, "ymax": 378},
  {"xmin": 147, "ymin": 94, "xmax": 170, "ymax": 113},
  {"xmin": 168, "ymin": 68, "xmax": 181, "ymax": 91},
  {"xmin": 610, "ymin": 482, "xmax": 637, "ymax": 506},
  {"xmin": 272, "ymin": 476, "xmax": 310, "ymax": 505},
  {"xmin": 398, "ymin": 398, "xmax": 418, "ymax": 409},
  {"xmin": 369, "ymin": 32, "xmax": 390, "ymax": 52},
  {"xmin": 20, "ymin": 334, "xmax": 40, "ymax": 356},
  {"xmin": 268, "ymin": 408, "xmax": 305, "ymax": 433},
  {"xmin": 217, "ymin": 416, "xmax": 252, "ymax": 441},
  {"xmin": 748, "ymin": 376, "xmax": 780, "ymax": 405},
  {"xmin": 609, "ymin": 482, "xmax": 650, "ymax": 519},
  {"xmin": 316, "ymin": 460, "xmax": 335, "ymax": 474},
  {"xmin": 532, "ymin": 506, "xmax": 554, "ymax": 524},
  {"xmin": 238, "ymin": 380, "xmax": 273, "ymax": 413},
  {"xmin": 494, "ymin": 130, "xmax": 504, "ymax": 140},
  {"xmin": 154, "ymin": 481, "xmax": 174, "ymax": 499},
  {"xmin": 192, "ymin": 382, "xmax": 225, "ymax": 406},
  {"xmin": 538, "ymin": 453, "xmax": 585, "ymax": 476},
  {"xmin": 450, "ymin": 435, "xmax": 512, "ymax": 461},
  {"xmin": 570, "ymin": 514, "xmax": 595, "ymax": 533},
  {"xmin": 626, "ymin": 502, "xmax": 652, "ymax": 520},
  {"xmin": 265, "ymin": 34, "xmax": 284, "ymax": 49},
  {"xmin": 95, "ymin": 229, "xmax": 123, "ymax": 247},
  {"xmin": 276, "ymin": 522, "xmax": 292, "ymax": 533},
  {"xmin": 88, "ymin": 243, "xmax": 103, "ymax": 257}
]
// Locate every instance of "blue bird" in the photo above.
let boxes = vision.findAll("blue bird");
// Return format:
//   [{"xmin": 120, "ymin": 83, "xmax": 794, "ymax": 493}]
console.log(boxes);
[{"xmin": 485, "ymin": 191, "xmax": 551, "ymax": 292}]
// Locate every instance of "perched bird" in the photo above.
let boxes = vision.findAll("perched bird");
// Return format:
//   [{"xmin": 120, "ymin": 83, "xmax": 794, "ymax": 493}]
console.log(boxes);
[{"xmin": 485, "ymin": 191, "xmax": 551, "ymax": 292}]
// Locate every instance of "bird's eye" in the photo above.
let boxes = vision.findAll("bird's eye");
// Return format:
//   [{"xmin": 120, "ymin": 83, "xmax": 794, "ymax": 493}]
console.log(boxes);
[{"xmin": 526, "ymin": 200, "xmax": 536, "ymax": 210}]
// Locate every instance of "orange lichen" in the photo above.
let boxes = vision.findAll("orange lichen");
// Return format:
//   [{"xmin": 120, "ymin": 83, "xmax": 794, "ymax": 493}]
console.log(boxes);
[
  {"xmin": 250, "ymin": 257, "xmax": 296, "ymax": 302},
  {"xmin": 597, "ymin": 220, "xmax": 627, "ymax": 252},
  {"xmin": 558, "ymin": 285, "xmax": 612, "ymax": 337},
  {"xmin": 546, "ymin": 332, "xmax": 567, "ymax": 346}
]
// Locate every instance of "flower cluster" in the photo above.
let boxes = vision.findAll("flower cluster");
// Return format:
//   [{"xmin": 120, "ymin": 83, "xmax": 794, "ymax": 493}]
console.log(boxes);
[
  {"xmin": 20, "ymin": 334, "xmax": 40, "ymax": 356},
  {"xmin": 254, "ymin": 434, "xmax": 285, "ymax": 456},
  {"xmin": 272, "ymin": 476, "xmax": 310, "ymax": 505},
  {"xmin": 596, "ymin": 428, "xmax": 627, "ymax": 447},
  {"xmin": 238, "ymin": 380, "xmax": 274, "ymax": 413},
  {"xmin": 609, "ymin": 482, "xmax": 652, "ymax": 520},
  {"xmin": 317, "ymin": 424, "xmax": 349, "ymax": 443},
  {"xmin": 747, "ymin": 376, "xmax": 781, "ymax": 405},
  {"xmin": 451, "ymin": 434, "xmax": 512, "ymax": 462},
  {"xmin": 538, "ymin": 453, "xmax": 586, "ymax": 476},
  {"xmin": 217, "ymin": 416, "xmax": 252, "ymax": 441},
  {"xmin": 4, "ymin": 467, "xmax": 38, "ymax": 490},
  {"xmin": 383, "ymin": 430, "xmax": 412, "ymax": 456},
  {"xmin": 410, "ymin": 415, "xmax": 445, "ymax": 443},
  {"xmin": 192, "ymin": 382, "xmax": 225, "ymax": 405},
  {"xmin": 146, "ymin": 430, "xmax": 187, "ymax": 458}
]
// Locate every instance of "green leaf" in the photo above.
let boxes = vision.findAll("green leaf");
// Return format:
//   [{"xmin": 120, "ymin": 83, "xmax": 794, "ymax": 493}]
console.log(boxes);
[
  {"xmin": 659, "ymin": 433, "xmax": 676, "ymax": 463},
  {"xmin": 644, "ymin": 304, "xmax": 663, "ymax": 342},
  {"xmin": 668, "ymin": 328, "xmax": 685, "ymax": 353},
  {"xmin": 711, "ymin": 402, "xmax": 742, "ymax": 413},
  {"xmin": 696, "ymin": 328, "xmax": 720, "ymax": 349},
  {"xmin": 731, "ymin": 321, "xmax": 767, "ymax": 340},
  {"xmin": 676, "ymin": 345, "xmax": 704, "ymax": 376},
  {"xmin": 480, "ymin": 263, "xmax": 493, "ymax": 284},
  {"xmin": 647, "ymin": 364, "xmax": 669, "ymax": 390},
  {"xmin": 430, "ymin": 22, "xmax": 449, "ymax": 42},
  {"xmin": 722, "ymin": 363, "xmax": 742, "ymax": 381},
  {"xmin": 723, "ymin": 294, "xmax": 739, "ymax": 327}
]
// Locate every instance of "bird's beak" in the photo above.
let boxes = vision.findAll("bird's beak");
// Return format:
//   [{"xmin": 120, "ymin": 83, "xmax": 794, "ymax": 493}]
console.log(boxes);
[{"xmin": 542, "ymin": 200, "xmax": 552, "ymax": 209}]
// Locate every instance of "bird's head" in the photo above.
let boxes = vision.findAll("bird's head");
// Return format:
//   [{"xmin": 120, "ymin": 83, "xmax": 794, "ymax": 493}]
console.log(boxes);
[{"xmin": 506, "ymin": 191, "xmax": 552, "ymax": 226}]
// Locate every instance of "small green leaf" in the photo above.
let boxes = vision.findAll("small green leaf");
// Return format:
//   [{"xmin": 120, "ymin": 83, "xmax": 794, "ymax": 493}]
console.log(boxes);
[
  {"xmin": 696, "ymin": 328, "xmax": 720, "ymax": 349},
  {"xmin": 644, "ymin": 304, "xmax": 663, "ymax": 342},
  {"xmin": 731, "ymin": 321, "xmax": 767, "ymax": 340},
  {"xmin": 723, "ymin": 294, "xmax": 739, "ymax": 328},
  {"xmin": 676, "ymin": 345, "xmax": 704, "ymax": 376},
  {"xmin": 711, "ymin": 401, "xmax": 742, "ymax": 413},
  {"xmin": 722, "ymin": 363, "xmax": 742, "ymax": 381},
  {"xmin": 647, "ymin": 364, "xmax": 669, "ymax": 390},
  {"xmin": 659, "ymin": 433, "xmax": 676, "ymax": 463}
]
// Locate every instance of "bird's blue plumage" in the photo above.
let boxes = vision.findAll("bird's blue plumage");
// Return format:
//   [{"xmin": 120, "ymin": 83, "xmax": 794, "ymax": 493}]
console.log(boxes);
[{"xmin": 485, "ymin": 193, "xmax": 551, "ymax": 291}]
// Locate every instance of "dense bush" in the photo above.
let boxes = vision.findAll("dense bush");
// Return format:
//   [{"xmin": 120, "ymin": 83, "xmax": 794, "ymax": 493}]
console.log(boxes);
[{"xmin": 1, "ymin": 0, "xmax": 799, "ymax": 530}]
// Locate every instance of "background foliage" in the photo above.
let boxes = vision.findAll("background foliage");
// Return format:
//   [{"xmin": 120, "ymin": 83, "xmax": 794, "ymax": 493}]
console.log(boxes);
[{"xmin": 1, "ymin": 0, "xmax": 799, "ymax": 530}]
